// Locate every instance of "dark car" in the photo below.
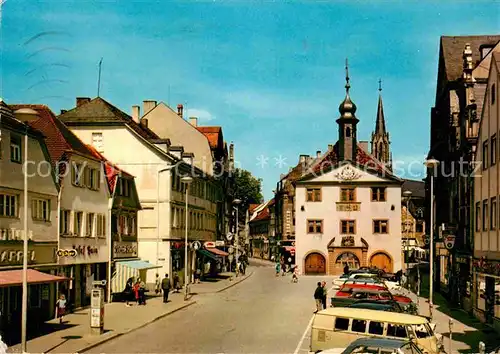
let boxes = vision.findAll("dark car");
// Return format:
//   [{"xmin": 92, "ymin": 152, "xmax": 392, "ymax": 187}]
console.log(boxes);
[{"xmin": 348, "ymin": 299, "xmax": 404, "ymax": 312}]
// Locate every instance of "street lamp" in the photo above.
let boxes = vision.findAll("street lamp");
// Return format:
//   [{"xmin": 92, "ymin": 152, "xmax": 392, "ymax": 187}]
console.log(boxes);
[
  {"xmin": 424, "ymin": 158, "xmax": 439, "ymax": 320},
  {"xmin": 181, "ymin": 176, "xmax": 193, "ymax": 301},
  {"xmin": 403, "ymin": 190, "xmax": 412, "ymax": 282},
  {"xmin": 14, "ymin": 108, "xmax": 40, "ymax": 354},
  {"xmin": 156, "ymin": 165, "xmax": 177, "ymax": 276},
  {"xmin": 233, "ymin": 199, "xmax": 241, "ymax": 276}
]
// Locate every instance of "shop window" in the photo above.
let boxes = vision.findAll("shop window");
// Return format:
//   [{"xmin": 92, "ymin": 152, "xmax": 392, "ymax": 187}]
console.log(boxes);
[
  {"xmin": 341, "ymin": 188, "xmax": 356, "ymax": 202},
  {"xmin": 29, "ymin": 284, "xmax": 41, "ymax": 308},
  {"xmin": 477, "ymin": 274, "xmax": 486, "ymax": 311},
  {"xmin": 334, "ymin": 317, "xmax": 350, "ymax": 331}
]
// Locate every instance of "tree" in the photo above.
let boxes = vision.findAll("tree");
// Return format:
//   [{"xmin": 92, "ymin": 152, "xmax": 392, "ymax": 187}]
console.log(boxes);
[{"xmin": 233, "ymin": 168, "xmax": 263, "ymax": 223}]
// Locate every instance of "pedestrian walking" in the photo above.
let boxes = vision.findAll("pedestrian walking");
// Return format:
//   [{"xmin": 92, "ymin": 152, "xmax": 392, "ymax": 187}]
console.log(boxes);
[
  {"xmin": 133, "ymin": 279, "xmax": 140, "ymax": 304},
  {"xmin": 155, "ymin": 274, "xmax": 161, "ymax": 295},
  {"xmin": 343, "ymin": 264, "xmax": 349, "ymax": 275},
  {"xmin": 139, "ymin": 278, "xmax": 147, "ymax": 305},
  {"xmin": 275, "ymin": 262, "xmax": 281, "ymax": 277},
  {"xmin": 56, "ymin": 294, "xmax": 67, "ymax": 324},
  {"xmin": 314, "ymin": 282, "xmax": 323, "ymax": 313},
  {"xmin": 292, "ymin": 266, "xmax": 299, "ymax": 283},
  {"xmin": 173, "ymin": 272, "xmax": 180, "ymax": 293},
  {"xmin": 321, "ymin": 281, "xmax": 328, "ymax": 309},
  {"xmin": 161, "ymin": 273, "xmax": 171, "ymax": 303}
]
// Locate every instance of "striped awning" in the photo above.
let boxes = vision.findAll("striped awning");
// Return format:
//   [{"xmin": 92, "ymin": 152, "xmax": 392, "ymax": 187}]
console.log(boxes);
[{"xmin": 111, "ymin": 260, "xmax": 161, "ymax": 293}]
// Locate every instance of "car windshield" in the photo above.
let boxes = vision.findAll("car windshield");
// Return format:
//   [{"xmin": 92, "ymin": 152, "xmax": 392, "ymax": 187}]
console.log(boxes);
[
  {"xmin": 412, "ymin": 323, "xmax": 433, "ymax": 338},
  {"xmin": 349, "ymin": 346, "xmax": 399, "ymax": 354}
]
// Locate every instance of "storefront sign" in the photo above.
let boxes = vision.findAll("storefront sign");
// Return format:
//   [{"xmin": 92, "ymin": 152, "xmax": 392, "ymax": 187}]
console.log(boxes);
[
  {"xmin": 171, "ymin": 241, "xmax": 185, "ymax": 250},
  {"xmin": 0, "ymin": 243, "xmax": 57, "ymax": 265},
  {"xmin": 204, "ymin": 241, "xmax": 215, "ymax": 248},
  {"xmin": 215, "ymin": 240, "xmax": 225, "ymax": 247},
  {"xmin": 57, "ymin": 249, "xmax": 77, "ymax": 257},
  {"xmin": 336, "ymin": 203, "xmax": 360, "ymax": 212},
  {"xmin": 113, "ymin": 242, "xmax": 138, "ymax": 259}
]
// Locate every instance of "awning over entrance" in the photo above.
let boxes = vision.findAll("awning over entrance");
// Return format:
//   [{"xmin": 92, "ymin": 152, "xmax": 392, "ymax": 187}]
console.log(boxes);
[
  {"xmin": 0, "ymin": 269, "xmax": 68, "ymax": 287},
  {"xmin": 112, "ymin": 260, "xmax": 161, "ymax": 293},
  {"xmin": 119, "ymin": 260, "xmax": 162, "ymax": 270},
  {"xmin": 198, "ymin": 249, "xmax": 219, "ymax": 261},
  {"xmin": 206, "ymin": 248, "xmax": 229, "ymax": 257}
]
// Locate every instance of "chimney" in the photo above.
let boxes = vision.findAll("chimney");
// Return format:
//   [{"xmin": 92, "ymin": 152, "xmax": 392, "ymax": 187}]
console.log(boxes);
[
  {"xmin": 76, "ymin": 97, "xmax": 90, "ymax": 107},
  {"xmin": 140, "ymin": 118, "xmax": 148, "ymax": 128},
  {"xmin": 189, "ymin": 117, "xmax": 198, "ymax": 127},
  {"xmin": 132, "ymin": 105, "xmax": 140, "ymax": 124},
  {"xmin": 328, "ymin": 144, "xmax": 334, "ymax": 151},
  {"xmin": 316, "ymin": 150, "xmax": 321, "ymax": 158},
  {"xmin": 177, "ymin": 104, "xmax": 184, "ymax": 118},
  {"xmin": 299, "ymin": 154, "xmax": 308, "ymax": 164},
  {"xmin": 359, "ymin": 141, "xmax": 369, "ymax": 153},
  {"xmin": 60, "ymin": 109, "xmax": 67, "ymax": 114},
  {"xmin": 143, "ymin": 100, "xmax": 157, "ymax": 115}
]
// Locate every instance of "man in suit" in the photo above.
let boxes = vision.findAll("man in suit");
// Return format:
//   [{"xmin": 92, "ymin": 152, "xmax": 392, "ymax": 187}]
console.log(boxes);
[{"xmin": 161, "ymin": 274, "xmax": 171, "ymax": 303}]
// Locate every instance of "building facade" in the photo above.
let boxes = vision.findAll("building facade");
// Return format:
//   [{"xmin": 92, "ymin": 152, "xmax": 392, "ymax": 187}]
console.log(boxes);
[
  {"xmin": 401, "ymin": 180, "xmax": 427, "ymax": 267},
  {"xmin": 472, "ymin": 51, "xmax": 500, "ymax": 332},
  {"xmin": 58, "ymin": 97, "xmax": 222, "ymax": 287},
  {"xmin": 427, "ymin": 36, "xmax": 500, "ymax": 311},
  {"xmin": 0, "ymin": 102, "xmax": 65, "ymax": 344},
  {"xmin": 12, "ymin": 104, "xmax": 112, "ymax": 309}
]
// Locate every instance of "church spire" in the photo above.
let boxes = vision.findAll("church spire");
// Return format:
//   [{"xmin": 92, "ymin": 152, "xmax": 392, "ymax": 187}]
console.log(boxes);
[
  {"xmin": 371, "ymin": 79, "xmax": 392, "ymax": 169},
  {"xmin": 337, "ymin": 59, "xmax": 359, "ymax": 162}
]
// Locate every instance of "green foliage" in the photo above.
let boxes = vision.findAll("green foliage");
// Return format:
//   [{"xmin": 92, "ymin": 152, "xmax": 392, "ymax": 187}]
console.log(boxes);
[{"xmin": 233, "ymin": 168, "xmax": 263, "ymax": 220}]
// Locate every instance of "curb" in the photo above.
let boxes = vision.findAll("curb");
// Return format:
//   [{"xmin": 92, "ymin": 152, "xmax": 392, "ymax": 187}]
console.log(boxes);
[
  {"xmin": 216, "ymin": 271, "xmax": 254, "ymax": 293},
  {"xmin": 79, "ymin": 301, "xmax": 196, "ymax": 353}
]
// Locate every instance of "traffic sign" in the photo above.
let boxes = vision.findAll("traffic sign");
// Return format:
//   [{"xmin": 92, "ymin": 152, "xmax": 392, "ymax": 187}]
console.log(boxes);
[
  {"xmin": 191, "ymin": 241, "xmax": 201, "ymax": 250},
  {"xmin": 228, "ymin": 246, "xmax": 234, "ymax": 254},
  {"xmin": 204, "ymin": 241, "xmax": 215, "ymax": 248},
  {"xmin": 444, "ymin": 235, "xmax": 456, "ymax": 250},
  {"xmin": 226, "ymin": 232, "xmax": 233, "ymax": 241}
]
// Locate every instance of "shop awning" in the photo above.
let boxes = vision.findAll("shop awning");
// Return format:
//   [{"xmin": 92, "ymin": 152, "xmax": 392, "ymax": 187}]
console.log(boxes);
[
  {"xmin": 118, "ymin": 260, "xmax": 162, "ymax": 270},
  {"xmin": 198, "ymin": 249, "xmax": 219, "ymax": 261},
  {"xmin": 206, "ymin": 248, "xmax": 229, "ymax": 257},
  {"xmin": 0, "ymin": 269, "xmax": 68, "ymax": 288}
]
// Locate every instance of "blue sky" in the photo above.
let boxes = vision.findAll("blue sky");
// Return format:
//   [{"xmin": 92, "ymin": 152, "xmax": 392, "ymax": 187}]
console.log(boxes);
[{"xmin": 1, "ymin": 1, "xmax": 499, "ymax": 200}]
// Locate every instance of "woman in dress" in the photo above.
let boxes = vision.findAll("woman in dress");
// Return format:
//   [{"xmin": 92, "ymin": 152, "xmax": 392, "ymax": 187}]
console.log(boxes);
[{"xmin": 56, "ymin": 294, "xmax": 67, "ymax": 324}]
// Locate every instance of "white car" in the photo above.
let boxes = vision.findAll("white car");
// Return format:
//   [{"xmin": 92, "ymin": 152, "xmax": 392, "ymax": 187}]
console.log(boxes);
[{"xmin": 333, "ymin": 273, "xmax": 378, "ymax": 287}]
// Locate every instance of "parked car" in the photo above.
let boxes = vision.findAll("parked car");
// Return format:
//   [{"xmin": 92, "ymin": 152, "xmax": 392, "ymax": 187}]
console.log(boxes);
[
  {"xmin": 348, "ymin": 299, "xmax": 404, "ymax": 312},
  {"xmin": 318, "ymin": 337, "xmax": 425, "ymax": 354}
]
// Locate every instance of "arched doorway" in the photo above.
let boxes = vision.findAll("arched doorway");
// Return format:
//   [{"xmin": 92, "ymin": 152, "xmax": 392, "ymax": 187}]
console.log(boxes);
[
  {"xmin": 370, "ymin": 252, "xmax": 393, "ymax": 272},
  {"xmin": 304, "ymin": 253, "xmax": 326, "ymax": 275},
  {"xmin": 336, "ymin": 252, "xmax": 360, "ymax": 270}
]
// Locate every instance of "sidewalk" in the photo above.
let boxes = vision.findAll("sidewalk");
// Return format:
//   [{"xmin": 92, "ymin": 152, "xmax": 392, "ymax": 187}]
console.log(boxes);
[
  {"xmin": 8, "ymin": 271, "xmax": 253, "ymax": 354},
  {"xmin": 405, "ymin": 290, "xmax": 500, "ymax": 353}
]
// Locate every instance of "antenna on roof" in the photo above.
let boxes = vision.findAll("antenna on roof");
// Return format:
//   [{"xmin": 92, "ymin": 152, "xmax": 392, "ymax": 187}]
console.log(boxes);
[{"xmin": 97, "ymin": 57, "xmax": 103, "ymax": 97}]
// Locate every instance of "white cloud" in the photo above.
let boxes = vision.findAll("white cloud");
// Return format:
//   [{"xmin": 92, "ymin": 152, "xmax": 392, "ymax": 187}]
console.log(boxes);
[{"xmin": 185, "ymin": 108, "xmax": 215, "ymax": 121}]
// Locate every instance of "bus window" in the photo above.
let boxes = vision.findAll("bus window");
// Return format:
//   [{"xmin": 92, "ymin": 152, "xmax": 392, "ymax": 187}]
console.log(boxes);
[
  {"xmin": 334, "ymin": 317, "xmax": 350, "ymax": 331},
  {"xmin": 387, "ymin": 324, "xmax": 407, "ymax": 338},
  {"xmin": 368, "ymin": 321, "xmax": 384, "ymax": 335},
  {"xmin": 352, "ymin": 319, "xmax": 367, "ymax": 333}
]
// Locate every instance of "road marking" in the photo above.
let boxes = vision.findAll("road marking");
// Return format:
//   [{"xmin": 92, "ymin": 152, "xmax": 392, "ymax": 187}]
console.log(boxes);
[{"xmin": 294, "ymin": 314, "xmax": 314, "ymax": 354}]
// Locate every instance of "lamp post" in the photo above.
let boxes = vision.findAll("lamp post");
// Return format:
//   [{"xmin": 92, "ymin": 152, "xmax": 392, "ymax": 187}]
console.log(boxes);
[
  {"xmin": 181, "ymin": 176, "xmax": 193, "ymax": 301},
  {"xmin": 424, "ymin": 158, "xmax": 439, "ymax": 320},
  {"xmin": 233, "ymin": 199, "xmax": 241, "ymax": 276},
  {"xmin": 403, "ymin": 190, "xmax": 412, "ymax": 286},
  {"xmin": 156, "ymin": 165, "xmax": 177, "ymax": 277},
  {"xmin": 14, "ymin": 108, "xmax": 40, "ymax": 354}
]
